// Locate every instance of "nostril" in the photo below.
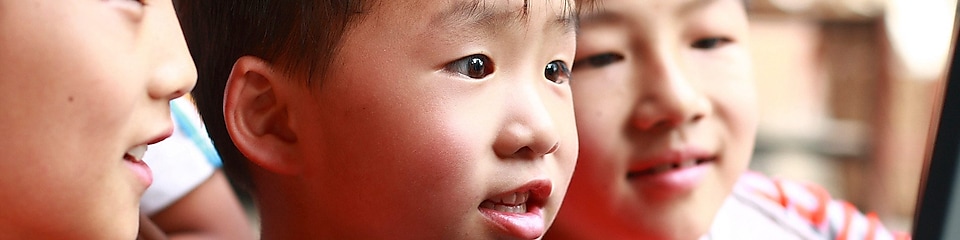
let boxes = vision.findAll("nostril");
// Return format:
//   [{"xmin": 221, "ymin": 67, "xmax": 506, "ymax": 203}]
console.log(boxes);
[
  {"xmin": 691, "ymin": 113, "xmax": 704, "ymax": 122},
  {"xmin": 169, "ymin": 90, "xmax": 186, "ymax": 100},
  {"xmin": 545, "ymin": 142, "xmax": 559, "ymax": 155},
  {"xmin": 513, "ymin": 146, "xmax": 535, "ymax": 159}
]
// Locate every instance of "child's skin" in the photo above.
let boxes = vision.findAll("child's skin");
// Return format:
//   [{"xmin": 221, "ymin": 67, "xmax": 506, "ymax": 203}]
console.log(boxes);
[
  {"xmin": 0, "ymin": 0, "xmax": 196, "ymax": 239},
  {"xmin": 547, "ymin": 0, "xmax": 756, "ymax": 239},
  {"xmin": 204, "ymin": 0, "xmax": 579, "ymax": 238}
]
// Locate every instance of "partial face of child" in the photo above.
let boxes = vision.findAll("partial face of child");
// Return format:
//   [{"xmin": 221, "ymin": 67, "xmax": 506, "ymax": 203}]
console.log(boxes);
[
  {"xmin": 551, "ymin": 0, "xmax": 756, "ymax": 239},
  {"xmin": 280, "ymin": 0, "xmax": 578, "ymax": 238},
  {"xmin": 0, "ymin": 0, "xmax": 196, "ymax": 238}
]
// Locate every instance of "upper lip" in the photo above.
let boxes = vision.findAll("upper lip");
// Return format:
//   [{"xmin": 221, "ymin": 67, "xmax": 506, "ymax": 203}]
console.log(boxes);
[
  {"xmin": 146, "ymin": 126, "xmax": 175, "ymax": 145},
  {"xmin": 124, "ymin": 126, "xmax": 174, "ymax": 162},
  {"xmin": 627, "ymin": 146, "xmax": 716, "ymax": 174}
]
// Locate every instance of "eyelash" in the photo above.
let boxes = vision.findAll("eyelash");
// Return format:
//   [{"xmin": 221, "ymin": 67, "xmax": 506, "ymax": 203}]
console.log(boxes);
[
  {"xmin": 691, "ymin": 37, "xmax": 731, "ymax": 49},
  {"xmin": 446, "ymin": 54, "xmax": 495, "ymax": 79},
  {"xmin": 573, "ymin": 53, "xmax": 625, "ymax": 70},
  {"xmin": 444, "ymin": 55, "xmax": 571, "ymax": 84},
  {"xmin": 544, "ymin": 60, "xmax": 571, "ymax": 84}
]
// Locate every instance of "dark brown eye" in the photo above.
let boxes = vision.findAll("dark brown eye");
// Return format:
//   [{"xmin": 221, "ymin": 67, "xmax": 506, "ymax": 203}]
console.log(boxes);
[
  {"xmin": 573, "ymin": 53, "xmax": 624, "ymax": 70},
  {"xmin": 544, "ymin": 60, "xmax": 571, "ymax": 84},
  {"xmin": 446, "ymin": 54, "xmax": 494, "ymax": 79},
  {"xmin": 692, "ymin": 37, "xmax": 730, "ymax": 49}
]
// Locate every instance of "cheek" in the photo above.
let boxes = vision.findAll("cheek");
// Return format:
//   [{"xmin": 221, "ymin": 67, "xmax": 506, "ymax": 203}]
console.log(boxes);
[
  {"xmin": 571, "ymin": 78, "xmax": 630, "ymax": 164},
  {"xmin": 704, "ymin": 62, "xmax": 758, "ymax": 177},
  {"xmin": 308, "ymin": 85, "xmax": 493, "ymax": 230}
]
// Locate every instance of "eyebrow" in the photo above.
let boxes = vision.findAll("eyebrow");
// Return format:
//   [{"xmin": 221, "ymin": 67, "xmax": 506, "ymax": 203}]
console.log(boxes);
[{"xmin": 433, "ymin": 0, "xmax": 578, "ymax": 35}]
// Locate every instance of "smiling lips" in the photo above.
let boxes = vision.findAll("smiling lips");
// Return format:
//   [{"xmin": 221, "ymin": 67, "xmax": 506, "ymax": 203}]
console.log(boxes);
[
  {"xmin": 628, "ymin": 157, "xmax": 717, "ymax": 178},
  {"xmin": 627, "ymin": 146, "xmax": 717, "ymax": 178}
]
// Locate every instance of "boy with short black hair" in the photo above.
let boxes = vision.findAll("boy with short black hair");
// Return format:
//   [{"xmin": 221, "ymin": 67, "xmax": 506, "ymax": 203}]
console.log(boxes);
[
  {"xmin": 547, "ymin": 0, "xmax": 907, "ymax": 239},
  {"xmin": 0, "ymin": 0, "xmax": 195, "ymax": 238},
  {"xmin": 177, "ymin": 0, "xmax": 588, "ymax": 238}
]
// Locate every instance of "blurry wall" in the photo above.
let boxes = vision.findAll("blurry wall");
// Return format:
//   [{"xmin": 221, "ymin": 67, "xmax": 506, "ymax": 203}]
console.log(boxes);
[{"xmin": 745, "ymin": 0, "xmax": 957, "ymax": 232}]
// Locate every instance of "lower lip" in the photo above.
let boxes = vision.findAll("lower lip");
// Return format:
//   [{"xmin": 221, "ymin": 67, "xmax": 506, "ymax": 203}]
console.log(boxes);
[
  {"xmin": 628, "ymin": 162, "xmax": 710, "ymax": 198},
  {"xmin": 124, "ymin": 159, "xmax": 153, "ymax": 189},
  {"xmin": 479, "ymin": 206, "xmax": 546, "ymax": 239}
]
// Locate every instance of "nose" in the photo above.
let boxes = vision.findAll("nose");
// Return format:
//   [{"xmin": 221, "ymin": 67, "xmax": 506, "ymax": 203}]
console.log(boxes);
[
  {"xmin": 631, "ymin": 51, "xmax": 710, "ymax": 131},
  {"xmin": 148, "ymin": 5, "xmax": 197, "ymax": 101},
  {"xmin": 493, "ymin": 83, "xmax": 562, "ymax": 160}
]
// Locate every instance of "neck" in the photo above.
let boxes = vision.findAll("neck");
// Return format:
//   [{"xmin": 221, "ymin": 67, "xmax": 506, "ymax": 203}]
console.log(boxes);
[{"xmin": 254, "ymin": 177, "xmax": 342, "ymax": 240}]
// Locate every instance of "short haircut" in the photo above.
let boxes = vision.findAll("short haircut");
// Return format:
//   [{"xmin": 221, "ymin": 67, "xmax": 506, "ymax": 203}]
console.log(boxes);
[
  {"xmin": 175, "ymin": 0, "xmax": 371, "ymax": 190},
  {"xmin": 175, "ymin": 0, "xmax": 591, "ymax": 192}
]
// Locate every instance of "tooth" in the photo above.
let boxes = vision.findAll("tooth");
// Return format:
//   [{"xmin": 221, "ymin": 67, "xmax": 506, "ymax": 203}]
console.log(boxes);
[
  {"xmin": 679, "ymin": 160, "xmax": 696, "ymax": 168},
  {"xmin": 493, "ymin": 204, "xmax": 527, "ymax": 214},
  {"xmin": 503, "ymin": 193, "xmax": 518, "ymax": 205},
  {"xmin": 518, "ymin": 192, "xmax": 529, "ymax": 203},
  {"xmin": 480, "ymin": 201, "xmax": 495, "ymax": 209},
  {"xmin": 125, "ymin": 145, "xmax": 148, "ymax": 162}
]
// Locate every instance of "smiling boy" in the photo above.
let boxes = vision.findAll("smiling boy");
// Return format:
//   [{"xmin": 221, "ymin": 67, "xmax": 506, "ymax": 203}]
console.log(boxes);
[
  {"xmin": 0, "ymin": 0, "xmax": 195, "ymax": 239},
  {"xmin": 177, "ymin": 0, "xmax": 585, "ymax": 238},
  {"xmin": 548, "ymin": 0, "xmax": 906, "ymax": 239}
]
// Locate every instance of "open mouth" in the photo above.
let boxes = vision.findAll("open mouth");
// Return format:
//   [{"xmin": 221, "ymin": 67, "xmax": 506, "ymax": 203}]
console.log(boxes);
[
  {"xmin": 123, "ymin": 145, "xmax": 147, "ymax": 163},
  {"xmin": 480, "ymin": 191, "xmax": 533, "ymax": 214},
  {"xmin": 478, "ymin": 180, "xmax": 552, "ymax": 239},
  {"xmin": 627, "ymin": 157, "xmax": 717, "ymax": 178},
  {"xmin": 123, "ymin": 145, "xmax": 153, "ymax": 188}
]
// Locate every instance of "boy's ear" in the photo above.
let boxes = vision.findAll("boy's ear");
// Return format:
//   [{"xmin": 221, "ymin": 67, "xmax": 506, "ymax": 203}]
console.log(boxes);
[{"xmin": 223, "ymin": 56, "xmax": 301, "ymax": 175}]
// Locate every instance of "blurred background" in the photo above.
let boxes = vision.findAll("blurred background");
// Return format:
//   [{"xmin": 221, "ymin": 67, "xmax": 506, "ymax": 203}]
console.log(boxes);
[{"xmin": 744, "ymin": 0, "xmax": 957, "ymax": 232}]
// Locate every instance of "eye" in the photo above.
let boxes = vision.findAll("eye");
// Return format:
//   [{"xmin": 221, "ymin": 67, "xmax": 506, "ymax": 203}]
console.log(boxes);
[
  {"xmin": 691, "ymin": 37, "xmax": 730, "ymax": 49},
  {"xmin": 573, "ymin": 53, "xmax": 624, "ymax": 70},
  {"xmin": 544, "ymin": 60, "xmax": 571, "ymax": 84},
  {"xmin": 445, "ymin": 54, "xmax": 494, "ymax": 79}
]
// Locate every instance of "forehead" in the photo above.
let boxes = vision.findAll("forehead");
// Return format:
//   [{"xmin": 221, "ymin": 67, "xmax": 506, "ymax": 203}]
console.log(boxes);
[
  {"xmin": 433, "ymin": 0, "xmax": 576, "ymax": 32},
  {"xmin": 579, "ymin": 0, "xmax": 737, "ymax": 22},
  {"xmin": 368, "ymin": 0, "xmax": 577, "ymax": 34}
]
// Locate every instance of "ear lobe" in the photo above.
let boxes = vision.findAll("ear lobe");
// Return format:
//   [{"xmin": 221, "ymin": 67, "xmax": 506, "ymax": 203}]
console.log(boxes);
[{"xmin": 223, "ymin": 56, "xmax": 301, "ymax": 175}]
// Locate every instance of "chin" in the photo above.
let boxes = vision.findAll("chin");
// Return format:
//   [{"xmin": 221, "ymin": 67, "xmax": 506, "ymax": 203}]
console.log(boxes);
[{"xmin": 636, "ymin": 211, "xmax": 715, "ymax": 240}]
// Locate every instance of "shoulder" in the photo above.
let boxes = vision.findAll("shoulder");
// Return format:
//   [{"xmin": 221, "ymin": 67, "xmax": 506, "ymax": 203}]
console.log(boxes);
[{"xmin": 729, "ymin": 171, "xmax": 910, "ymax": 240}]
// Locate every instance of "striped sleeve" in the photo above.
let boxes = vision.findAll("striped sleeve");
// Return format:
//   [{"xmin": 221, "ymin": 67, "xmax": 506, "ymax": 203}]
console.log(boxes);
[{"xmin": 736, "ymin": 171, "xmax": 911, "ymax": 240}]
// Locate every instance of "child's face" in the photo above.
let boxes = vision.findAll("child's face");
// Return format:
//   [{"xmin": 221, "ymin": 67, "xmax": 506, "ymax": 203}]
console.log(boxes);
[
  {"xmin": 283, "ymin": 0, "xmax": 578, "ymax": 238},
  {"xmin": 0, "ymin": 0, "xmax": 195, "ymax": 238},
  {"xmin": 553, "ymin": 0, "xmax": 756, "ymax": 239}
]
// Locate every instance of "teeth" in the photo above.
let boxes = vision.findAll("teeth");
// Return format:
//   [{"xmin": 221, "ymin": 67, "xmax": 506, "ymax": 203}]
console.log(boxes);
[
  {"xmin": 125, "ymin": 145, "xmax": 148, "ymax": 162},
  {"xmin": 480, "ymin": 201, "xmax": 528, "ymax": 214},
  {"xmin": 480, "ymin": 191, "xmax": 531, "ymax": 214},
  {"xmin": 494, "ymin": 203, "xmax": 526, "ymax": 213},
  {"xmin": 503, "ymin": 193, "xmax": 517, "ymax": 205},
  {"xmin": 678, "ymin": 159, "xmax": 696, "ymax": 168}
]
